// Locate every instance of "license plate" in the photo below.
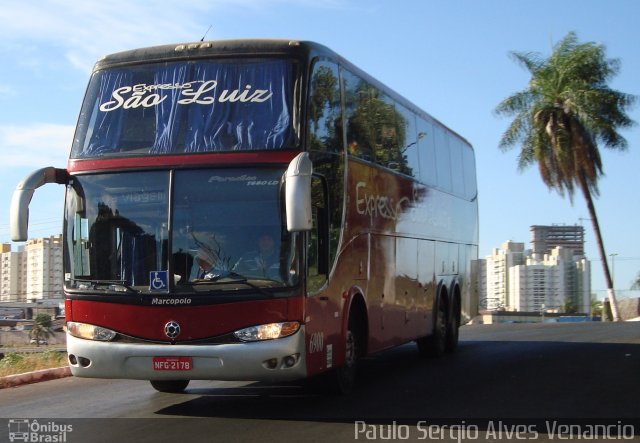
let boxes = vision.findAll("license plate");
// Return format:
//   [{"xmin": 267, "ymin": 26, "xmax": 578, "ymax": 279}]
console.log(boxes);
[{"xmin": 152, "ymin": 356, "xmax": 193, "ymax": 371}]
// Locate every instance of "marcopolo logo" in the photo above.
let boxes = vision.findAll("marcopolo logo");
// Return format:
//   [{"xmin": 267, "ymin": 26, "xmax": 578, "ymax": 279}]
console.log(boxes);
[
  {"xmin": 151, "ymin": 297, "xmax": 192, "ymax": 305},
  {"xmin": 8, "ymin": 419, "xmax": 73, "ymax": 442}
]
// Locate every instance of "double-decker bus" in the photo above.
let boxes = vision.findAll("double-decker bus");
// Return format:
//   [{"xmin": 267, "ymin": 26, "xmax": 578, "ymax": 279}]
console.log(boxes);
[{"xmin": 10, "ymin": 40, "xmax": 478, "ymax": 393}]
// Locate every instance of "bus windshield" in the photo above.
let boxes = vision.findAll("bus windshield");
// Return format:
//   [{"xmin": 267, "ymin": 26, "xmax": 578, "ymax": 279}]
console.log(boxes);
[
  {"xmin": 71, "ymin": 58, "xmax": 298, "ymax": 158},
  {"xmin": 64, "ymin": 168, "xmax": 299, "ymax": 294}
]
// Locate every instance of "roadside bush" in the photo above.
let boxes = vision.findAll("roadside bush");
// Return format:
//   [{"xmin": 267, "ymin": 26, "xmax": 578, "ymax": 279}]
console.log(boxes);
[
  {"xmin": 0, "ymin": 351, "xmax": 68, "ymax": 378},
  {"xmin": 0, "ymin": 352, "xmax": 25, "ymax": 368}
]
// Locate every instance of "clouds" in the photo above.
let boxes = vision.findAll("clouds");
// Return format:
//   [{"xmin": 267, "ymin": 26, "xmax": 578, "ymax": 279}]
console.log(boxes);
[
  {"xmin": 0, "ymin": 123, "xmax": 73, "ymax": 167},
  {"xmin": 0, "ymin": 0, "xmax": 348, "ymax": 73},
  {"xmin": 0, "ymin": 0, "xmax": 209, "ymax": 73}
]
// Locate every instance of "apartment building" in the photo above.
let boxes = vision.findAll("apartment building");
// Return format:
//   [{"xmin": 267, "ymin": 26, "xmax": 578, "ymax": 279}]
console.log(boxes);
[
  {"xmin": 509, "ymin": 247, "xmax": 591, "ymax": 313},
  {"xmin": 1, "ymin": 235, "xmax": 63, "ymax": 303},
  {"xmin": 531, "ymin": 224, "xmax": 585, "ymax": 258},
  {"xmin": 477, "ymin": 226, "xmax": 591, "ymax": 313},
  {"xmin": 477, "ymin": 241, "xmax": 525, "ymax": 310},
  {"xmin": 1, "ymin": 244, "xmax": 26, "ymax": 302}
]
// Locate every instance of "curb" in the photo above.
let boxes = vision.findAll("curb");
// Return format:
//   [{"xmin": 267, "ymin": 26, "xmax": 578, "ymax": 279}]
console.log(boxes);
[{"xmin": 0, "ymin": 366, "xmax": 72, "ymax": 389}]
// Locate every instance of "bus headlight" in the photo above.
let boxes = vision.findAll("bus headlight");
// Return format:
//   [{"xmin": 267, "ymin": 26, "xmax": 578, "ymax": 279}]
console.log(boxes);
[
  {"xmin": 67, "ymin": 322, "xmax": 117, "ymax": 341},
  {"xmin": 234, "ymin": 322, "xmax": 300, "ymax": 342}
]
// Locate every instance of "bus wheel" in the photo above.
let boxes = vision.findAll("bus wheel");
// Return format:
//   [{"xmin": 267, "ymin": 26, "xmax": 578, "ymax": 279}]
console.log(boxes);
[
  {"xmin": 417, "ymin": 298, "xmax": 447, "ymax": 358},
  {"xmin": 149, "ymin": 380, "xmax": 190, "ymax": 393},
  {"xmin": 334, "ymin": 327, "xmax": 358, "ymax": 394},
  {"xmin": 445, "ymin": 296, "xmax": 460, "ymax": 352}
]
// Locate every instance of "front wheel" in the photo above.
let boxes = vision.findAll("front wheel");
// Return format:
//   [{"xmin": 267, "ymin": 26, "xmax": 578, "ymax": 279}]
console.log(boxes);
[
  {"xmin": 150, "ymin": 380, "xmax": 190, "ymax": 393},
  {"xmin": 334, "ymin": 328, "xmax": 357, "ymax": 394}
]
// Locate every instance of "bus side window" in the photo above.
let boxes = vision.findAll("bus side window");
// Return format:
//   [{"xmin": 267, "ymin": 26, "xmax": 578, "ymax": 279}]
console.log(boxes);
[
  {"xmin": 434, "ymin": 126, "xmax": 452, "ymax": 193},
  {"xmin": 343, "ymin": 70, "xmax": 374, "ymax": 162},
  {"xmin": 307, "ymin": 175, "xmax": 329, "ymax": 294},
  {"xmin": 374, "ymin": 93, "xmax": 400, "ymax": 169},
  {"xmin": 307, "ymin": 60, "xmax": 342, "ymax": 154},
  {"xmin": 450, "ymin": 138, "xmax": 465, "ymax": 197},
  {"xmin": 417, "ymin": 117, "xmax": 436, "ymax": 187},
  {"xmin": 396, "ymin": 103, "xmax": 419, "ymax": 179},
  {"xmin": 462, "ymin": 144, "xmax": 478, "ymax": 200}
]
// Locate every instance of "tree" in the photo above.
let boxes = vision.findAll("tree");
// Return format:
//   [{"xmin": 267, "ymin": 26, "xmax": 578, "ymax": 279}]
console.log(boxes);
[
  {"xmin": 632, "ymin": 272, "xmax": 640, "ymax": 290},
  {"xmin": 29, "ymin": 313, "xmax": 53, "ymax": 346},
  {"xmin": 563, "ymin": 298, "xmax": 578, "ymax": 315},
  {"xmin": 495, "ymin": 32, "xmax": 636, "ymax": 321},
  {"xmin": 590, "ymin": 296, "xmax": 603, "ymax": 318}
]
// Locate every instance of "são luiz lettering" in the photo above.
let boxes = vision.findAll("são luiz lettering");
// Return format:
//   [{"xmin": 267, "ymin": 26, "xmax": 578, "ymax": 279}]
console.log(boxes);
[{"xmin": 99, "ymin": 80, "xmax": 273, "ymax": 112}]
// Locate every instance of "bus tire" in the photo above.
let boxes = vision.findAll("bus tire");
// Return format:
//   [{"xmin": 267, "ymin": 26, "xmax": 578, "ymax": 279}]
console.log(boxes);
[
  {"xmin": 149, "ymin": 380, "xmax": 190, "ymax": 393},
  {"xmin": 416, "ymin": 295, "xmax": 447, "ymax": 358},
  {"xmin": 334, "ymin": 325, "xmax": 358, "ymax": 395},
  {"xmin": 445, "ymin": 292, "xmax": 460, "ymax": 352}
]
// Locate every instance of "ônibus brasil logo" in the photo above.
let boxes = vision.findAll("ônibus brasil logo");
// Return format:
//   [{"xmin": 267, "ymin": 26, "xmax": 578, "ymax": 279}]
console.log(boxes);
[{"xmin": 8, "ymin": 419, "xmax": 73, "ymax": 442}]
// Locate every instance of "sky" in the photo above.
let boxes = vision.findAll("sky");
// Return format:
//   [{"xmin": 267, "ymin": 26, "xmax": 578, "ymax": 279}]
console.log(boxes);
[{"xmin": 0, "ymin": 0, "xmax": 638, "ymax": 299}]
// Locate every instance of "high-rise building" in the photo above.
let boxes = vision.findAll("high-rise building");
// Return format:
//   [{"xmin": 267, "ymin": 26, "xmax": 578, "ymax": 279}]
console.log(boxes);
[
  {"xmin": 477, "ymin": 226, "xmax": 591, "ymax": 313},
  {"xmin": 477, "ymin": 241, "xmax": 525, "ymax": 310},
  {"xmin": 1, "ymin": 244, "xmax": 27, "ymax": 302},
  {"xmin": 509, "ymin": 247, "xmax": 591, "ymax": 313},
  {"xmin": 530, "ymin": 225, "xmax": 585, "ymax": 259},
  {"xmin": 25, "ymin": 235, "xmax": 64, "ymax": 302}
]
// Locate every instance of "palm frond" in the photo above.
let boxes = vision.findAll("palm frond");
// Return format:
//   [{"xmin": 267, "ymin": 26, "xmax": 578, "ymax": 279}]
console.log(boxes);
[
  {"xmin": 496, "ymin": 31, "xmax": 636, "ymax": 202},
  {"xmin": 498, "ymin": 112, "xmax": 531, "ymax": 151},
  {"xmin": 494, "ymin": 89, "xmax": 536, "ymax": 117},
  {"xmin": 509, "ymin": 51, "xmax": 544, "ymax": 74}
]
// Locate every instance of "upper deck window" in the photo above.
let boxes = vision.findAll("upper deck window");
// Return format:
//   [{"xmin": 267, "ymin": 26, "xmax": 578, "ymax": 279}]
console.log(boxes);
[{"xmin": 71, "ymin": 58, "xmax": 298, "ymax": 159}]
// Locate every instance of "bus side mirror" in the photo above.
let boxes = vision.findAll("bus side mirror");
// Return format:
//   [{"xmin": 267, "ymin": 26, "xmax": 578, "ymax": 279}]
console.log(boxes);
[
  {"xmin": 10, "ymin": 167, "xmax": 69, "ymax": 242},
  {"xmin": 285, "ymin": 152, "xmax": 313, "ymax": 232}
]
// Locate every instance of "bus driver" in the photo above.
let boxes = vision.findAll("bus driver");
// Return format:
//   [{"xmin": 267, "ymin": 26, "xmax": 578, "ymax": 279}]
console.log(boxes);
[{"xmin": 234, "ymin": 232, "xmax": 279, "ymax": 279}]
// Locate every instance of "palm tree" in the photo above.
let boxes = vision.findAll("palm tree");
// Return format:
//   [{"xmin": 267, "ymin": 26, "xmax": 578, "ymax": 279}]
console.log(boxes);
[
  {"xmin": 29, "ymin": 313, "xmax": 53, "ymax": 346},
  {"xmin": 495, "ymin": 32, "xmax": 636, "ymax": 321}
]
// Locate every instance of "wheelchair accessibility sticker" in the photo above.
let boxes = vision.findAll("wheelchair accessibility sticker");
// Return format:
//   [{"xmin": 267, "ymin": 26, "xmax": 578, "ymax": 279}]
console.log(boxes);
[{"xmin": 150, "ymin": 271, "xmax": 169, "ymax": 292}]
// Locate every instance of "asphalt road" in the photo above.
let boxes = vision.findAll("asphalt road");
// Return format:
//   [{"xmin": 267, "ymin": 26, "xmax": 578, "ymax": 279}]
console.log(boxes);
[{"xmin": 1, "ymin": 322, "xmax": 639, "ymax": 442}]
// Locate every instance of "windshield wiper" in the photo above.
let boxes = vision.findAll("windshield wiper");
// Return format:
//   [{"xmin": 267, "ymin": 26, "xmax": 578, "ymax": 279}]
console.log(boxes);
[
  {"xmin": 71, "ymin": 279, "xmax": 140, "ymax": 294},
  {"xmin": 192, "ymin": 271, "xmax": 275, "ymax": 298}
]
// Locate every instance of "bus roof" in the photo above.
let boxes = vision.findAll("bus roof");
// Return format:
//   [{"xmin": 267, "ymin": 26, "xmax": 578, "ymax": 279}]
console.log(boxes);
[{"xmin": 93, "ymin": 39, "xmax": 325, "ymax": 71}]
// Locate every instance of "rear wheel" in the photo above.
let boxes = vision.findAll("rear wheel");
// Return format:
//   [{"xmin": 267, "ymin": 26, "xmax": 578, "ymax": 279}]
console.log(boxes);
[
  {"xmin": 150, "ymin": 380, "xmax": 190, "ymax": 393},
  {"xmin": 417, "ymin": 296, "xmax": 447, "ymax": 358},
  {"xmin": 445, "ymin": 295, "xmax": 460, "ymax": 352}
]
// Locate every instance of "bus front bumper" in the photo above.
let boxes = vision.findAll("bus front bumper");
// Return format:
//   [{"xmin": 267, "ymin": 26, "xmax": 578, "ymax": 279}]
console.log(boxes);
[{"xmin": 66, "ymin": 327, "xmax": 307, "ymax": 382}]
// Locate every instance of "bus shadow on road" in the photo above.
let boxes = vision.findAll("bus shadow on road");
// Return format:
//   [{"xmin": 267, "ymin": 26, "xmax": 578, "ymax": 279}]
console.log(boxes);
[{"xmin": 154, "ymin": 338, "xmax": 640, "ymax": 422}]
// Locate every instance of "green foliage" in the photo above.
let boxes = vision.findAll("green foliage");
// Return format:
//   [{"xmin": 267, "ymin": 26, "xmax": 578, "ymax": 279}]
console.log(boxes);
[
  {"xmin": 495, "ymin": 31, "xmax": 636, "ymax": 200},
  {"xmin": 563, "ymin": 298, "xmax": 578, "ymax": 314},
  {"xmin": 0, "ymin": 351, "xmax": 67, "ymax": 377},
  {"xmin": 590, "ymin": 297, "xmax": 603, "ymax": 317},
  {"xmin": 631, "ymin": 272, "xmax": 640, "ymax": 290},
  {"xmin": 0, "ymin": 352, "xmax": 25, "ymax": 368},
  {"xmin": 34, "ymin": 313, "xmax": 53, "ymax": 329},
  {"xmin": 30, "ymin": 313, "xmax": 54, "ymax": 346},
  {"xmin": 41, "ymin": 350, "xmax": 66, "ymax": 365}
]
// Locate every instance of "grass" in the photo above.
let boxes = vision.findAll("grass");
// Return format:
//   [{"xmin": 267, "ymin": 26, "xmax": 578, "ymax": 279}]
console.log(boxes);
[{"xmin": 0, "ymin": 350, "xmax": 68, "ymax": 378}]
